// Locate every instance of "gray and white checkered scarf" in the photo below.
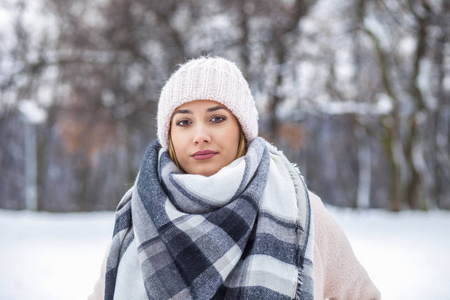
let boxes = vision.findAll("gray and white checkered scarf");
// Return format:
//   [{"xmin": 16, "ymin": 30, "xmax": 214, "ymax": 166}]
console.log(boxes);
[{"xmin": 105, "ymin": 137, "xmax": 314, "ymax": 300}]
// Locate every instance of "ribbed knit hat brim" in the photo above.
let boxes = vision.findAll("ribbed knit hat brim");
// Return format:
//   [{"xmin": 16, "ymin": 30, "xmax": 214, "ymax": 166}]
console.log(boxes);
[{"xmin": 157, "ymin": 56, "xmax": 258, "ymax": 149}]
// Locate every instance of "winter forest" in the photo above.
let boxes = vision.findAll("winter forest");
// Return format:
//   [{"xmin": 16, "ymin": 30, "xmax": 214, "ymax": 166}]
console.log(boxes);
[{"xmin": 1, "ymin": 0, "xmax": 449, "ymax": 212}]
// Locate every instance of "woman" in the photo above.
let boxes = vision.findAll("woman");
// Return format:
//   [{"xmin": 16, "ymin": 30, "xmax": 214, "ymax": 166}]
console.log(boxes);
[{"xmin": 90, "ymin": 57, "xmax": 380, "ymax": 299}]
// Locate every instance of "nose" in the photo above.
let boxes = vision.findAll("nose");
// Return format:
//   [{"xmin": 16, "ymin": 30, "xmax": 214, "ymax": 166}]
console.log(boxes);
[{"xmin": 193, "ymin": 125, "xmax": 211, "ymax": 145}]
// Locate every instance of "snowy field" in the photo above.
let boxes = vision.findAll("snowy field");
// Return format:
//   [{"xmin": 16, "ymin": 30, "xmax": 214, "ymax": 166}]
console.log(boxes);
[{"xmin": 1, "ymin": 207, "xmax": 449, "ymax": 300}]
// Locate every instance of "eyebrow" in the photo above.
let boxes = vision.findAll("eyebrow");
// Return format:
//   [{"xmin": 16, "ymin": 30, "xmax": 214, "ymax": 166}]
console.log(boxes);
[
  {"xmin": 173, "ymin": 109, "xmax": 191, "ymax": 115},
  {"xmin": 173, "ymin": 105, "xmax": 227, "ymax": 115}
]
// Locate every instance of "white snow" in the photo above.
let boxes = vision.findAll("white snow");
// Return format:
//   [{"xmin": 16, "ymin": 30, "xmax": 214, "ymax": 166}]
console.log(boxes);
[
  {"xmin": 1, "ymin": 207, "xmax": 449, "ymax": 300},
  {"xmin": 398, "ymin": 36, "xmax": 416, "ymax": 57},
  {"xmin": 0, "ymin": 211, "xmax": 113, "ymax": 300},
  {"xmin": 318, "ymin": 96, "xmax": 393, "ymax": 116},
  {"xmin": 327, "ymin": 207, "xmax": 450, "ymax": 300},
  {"xmin": 18, "ymin": 100, "xmax": 48, "ymax": 124}
]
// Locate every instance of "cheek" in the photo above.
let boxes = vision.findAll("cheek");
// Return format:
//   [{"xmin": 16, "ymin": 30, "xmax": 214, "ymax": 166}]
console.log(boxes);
[
  {"xmin": 172, "ymin": 132, "xmax": 186, "ymax": 150},
  {"xmin": 229, "ymin": 131, "xmax": 240, "ymax": 146},
  {"xmin": 221, "ymin": 124, "xmax": 240, "ymax": 149},
  {"xmin": 170, "ymin": 128, "xmax": 187, "ymax": 153}
]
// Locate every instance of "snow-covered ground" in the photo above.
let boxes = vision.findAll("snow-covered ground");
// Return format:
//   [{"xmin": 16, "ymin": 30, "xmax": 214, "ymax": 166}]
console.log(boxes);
[{"xmin": 1, "ymin": 207, "xmax": 449, "ymax": 300}]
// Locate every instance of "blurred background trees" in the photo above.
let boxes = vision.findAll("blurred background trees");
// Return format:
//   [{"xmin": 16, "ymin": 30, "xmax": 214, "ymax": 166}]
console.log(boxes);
[{"xmin": 1, "ymin": 0, "xmax": 449, "ymax": 211}]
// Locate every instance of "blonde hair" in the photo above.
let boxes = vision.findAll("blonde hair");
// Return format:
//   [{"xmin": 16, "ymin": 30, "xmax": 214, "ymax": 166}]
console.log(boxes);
[{"xmin": 168, "ymin": 128, "xmax": 247, "ymax": 174}]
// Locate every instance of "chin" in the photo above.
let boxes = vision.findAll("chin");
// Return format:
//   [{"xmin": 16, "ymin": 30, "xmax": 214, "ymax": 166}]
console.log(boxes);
[
  {"xmin": 188, "ymin": 165, "xmax": 221, "ymax": 177},
  {"xmin": 193, "ymin": 169, "xmax": 218, "ymax": 177}
]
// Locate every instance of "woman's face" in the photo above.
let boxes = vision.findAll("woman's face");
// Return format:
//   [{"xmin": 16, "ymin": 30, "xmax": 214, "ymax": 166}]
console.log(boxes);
[{"xmin": 170, "ymin": 100, "xmax": 241, "ymax": 176}]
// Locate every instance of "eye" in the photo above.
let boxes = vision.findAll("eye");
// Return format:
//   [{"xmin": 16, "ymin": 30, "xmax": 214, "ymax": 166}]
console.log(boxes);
[
  {"xmin": 176, "ymin": 119, "xmax": 192, "ymax": 127},
  {"xmin": 210, "ymin": 116, "xmax": 226, "ymax": 123}
]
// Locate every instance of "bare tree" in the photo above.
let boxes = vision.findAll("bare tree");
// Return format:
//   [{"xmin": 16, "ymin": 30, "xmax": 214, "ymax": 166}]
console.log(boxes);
[
  {"xmin": 1, "ymin": 0, "xmax": 449, "ymax": 211},
  {"xmin": 306, "ymin": 0, "xmax": 450, "ymax": 210}
]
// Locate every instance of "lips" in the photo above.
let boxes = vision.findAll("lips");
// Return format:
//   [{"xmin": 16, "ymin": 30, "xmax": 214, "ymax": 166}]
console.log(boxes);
[{"xmin": 191, "ymin": 150, "xmax": 218, "ymax": 160}]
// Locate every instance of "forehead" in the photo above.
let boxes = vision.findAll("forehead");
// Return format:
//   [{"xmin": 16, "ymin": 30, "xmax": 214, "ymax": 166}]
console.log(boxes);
[{"xmin": 174, "ymin": 100, "xmax": 229, "ymax": 112}]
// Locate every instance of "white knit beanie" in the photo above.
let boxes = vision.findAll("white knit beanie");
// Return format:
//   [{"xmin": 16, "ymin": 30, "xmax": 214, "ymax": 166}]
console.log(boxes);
[{"xmin": 157, "ymin": 56, "xmax": 259, "ymax": 150}]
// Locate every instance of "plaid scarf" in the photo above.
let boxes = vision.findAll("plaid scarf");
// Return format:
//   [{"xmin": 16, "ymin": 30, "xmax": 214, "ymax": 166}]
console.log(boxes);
[{"xmin": 105, "ymin": 138, "xmax": 314, "ymax": 300}]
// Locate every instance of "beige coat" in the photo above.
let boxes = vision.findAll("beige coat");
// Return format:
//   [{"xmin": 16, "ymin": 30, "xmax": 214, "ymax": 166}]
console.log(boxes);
[{"xmin": 89, "ymin": 193, "xmax": 381, "ymax": 300}]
